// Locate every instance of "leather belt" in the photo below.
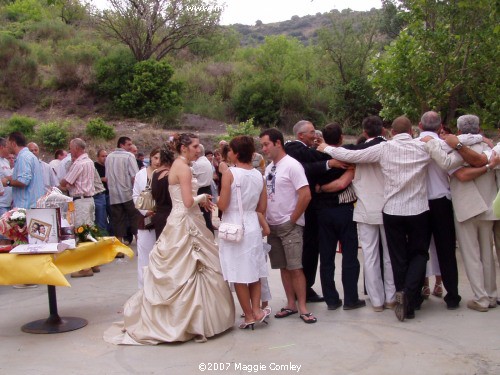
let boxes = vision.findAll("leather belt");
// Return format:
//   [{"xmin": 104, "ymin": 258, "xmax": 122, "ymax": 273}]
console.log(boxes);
[{"xmin": 73, "ymin": 196, "xmax": 92, "ymax": 201}]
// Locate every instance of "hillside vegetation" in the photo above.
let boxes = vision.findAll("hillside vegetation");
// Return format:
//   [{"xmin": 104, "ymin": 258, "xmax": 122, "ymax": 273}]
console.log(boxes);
[{"xmin": 0, "ymin": 0, "xmax": 498, "ymax": 147}]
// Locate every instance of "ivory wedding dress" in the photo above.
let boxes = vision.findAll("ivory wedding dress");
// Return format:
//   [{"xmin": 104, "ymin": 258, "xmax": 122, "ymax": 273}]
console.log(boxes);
[{"xmin": 104, "ymin": 178, "xmax": 235, "ymax": 344}]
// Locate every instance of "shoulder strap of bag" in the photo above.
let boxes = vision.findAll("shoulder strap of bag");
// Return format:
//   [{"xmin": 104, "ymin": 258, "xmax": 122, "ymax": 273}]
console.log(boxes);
[
  {"xmin": 146, "ymin": 169, "xmax": 157, "ymax": 188},
  {"xmin": 232, "ymin": 168, "xmax": 244, "ymax": 230}
]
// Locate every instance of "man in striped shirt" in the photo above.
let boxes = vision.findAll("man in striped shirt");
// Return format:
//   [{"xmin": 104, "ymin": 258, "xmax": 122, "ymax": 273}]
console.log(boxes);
[
  {"xmin": 1, "ymin": 132, "xmax": 44, "ymax": 209},
  {"xmin": 59, "ymin": 138, "xmax": 96, "ymax": 227},
  {"xmin": 59, "ymin": 138, "xmax": 96, "ymax": 278}
]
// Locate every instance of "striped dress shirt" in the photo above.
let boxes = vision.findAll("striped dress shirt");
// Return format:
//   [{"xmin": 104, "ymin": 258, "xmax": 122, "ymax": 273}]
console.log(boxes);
[
  {"xmin": 64, "ymin": 153, "xmax": 96, "ymax": 197},
  {"xmin": 324, "ymin": 133, "xmax": 431, "ymax": 216}
]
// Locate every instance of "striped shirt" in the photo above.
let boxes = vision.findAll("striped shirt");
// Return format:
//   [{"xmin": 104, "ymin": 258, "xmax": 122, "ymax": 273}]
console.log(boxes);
[
  {"xmin": 12, "ymin": 147, "xmax": 45, "ymax": 209},
  {"xmin": 64, "ymin": 153, "xmax": 95, "ymax": 197},
  {"xmin": 105, "ymin": 149, "xmax": 139, "ymax": 204},
  {"xmin": 324, "ymin": 133, "xmax": 431, "ymax": 216}
]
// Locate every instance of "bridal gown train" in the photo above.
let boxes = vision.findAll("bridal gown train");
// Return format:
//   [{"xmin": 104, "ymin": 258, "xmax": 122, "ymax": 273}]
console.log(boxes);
[{"xmin": 104, "ymin": 179, "xmax": 235, "ymax": 345}]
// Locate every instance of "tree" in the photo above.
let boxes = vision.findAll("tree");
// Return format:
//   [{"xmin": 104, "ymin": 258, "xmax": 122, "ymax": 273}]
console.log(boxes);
[
  {"xmin": 317, "ymin": 14, "xmax": 380, "ymax": 127},
  {"xmin": 371, "ymin": 0, "xmax": 499, "ymax": 125},
  {"xmin": 95, "ymin": 0, "xmax": 223, "ymax": 61}
]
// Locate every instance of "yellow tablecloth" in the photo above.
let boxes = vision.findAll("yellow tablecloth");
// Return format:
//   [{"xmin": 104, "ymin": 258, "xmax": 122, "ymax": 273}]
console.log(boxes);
[{"xmin": 0, "ymin": 237, "xmax": 134, "ymax": 287}]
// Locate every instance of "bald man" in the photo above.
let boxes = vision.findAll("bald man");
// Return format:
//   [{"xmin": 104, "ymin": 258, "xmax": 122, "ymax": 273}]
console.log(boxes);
[{"xmin": 27, "ymin": 142, "xmax": 58, "ymax": 193}]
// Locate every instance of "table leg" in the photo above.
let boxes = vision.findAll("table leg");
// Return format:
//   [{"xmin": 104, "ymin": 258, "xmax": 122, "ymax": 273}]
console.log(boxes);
[{"xmin": 21, "ymin": 285, "xmax": 88, "ymax": 334}]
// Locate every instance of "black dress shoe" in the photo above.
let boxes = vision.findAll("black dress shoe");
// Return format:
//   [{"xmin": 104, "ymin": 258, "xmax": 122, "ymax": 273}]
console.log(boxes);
[
  {"xmin": 343, "ymin": 299, "xmax": 366, "ymax": 310},
  {"xmin": 447, "ymin": 302, "xmax": 460, "ymax": 310},
  {"xmin": 405, "ymin": 311, "xmax": 415, "ymax": 319},
  {"xmin": 306, "ymin": 294, "xmax": 325, "ymax": 303},
  {"xmin": 327, "ymin": 300, "xmax": 343, "ymax": 310}
]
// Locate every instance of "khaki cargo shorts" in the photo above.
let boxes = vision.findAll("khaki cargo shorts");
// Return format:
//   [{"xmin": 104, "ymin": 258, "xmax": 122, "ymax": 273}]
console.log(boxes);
[{"xmin": 267, "ymin": 220, "xmax": 303, "ymax": 270}]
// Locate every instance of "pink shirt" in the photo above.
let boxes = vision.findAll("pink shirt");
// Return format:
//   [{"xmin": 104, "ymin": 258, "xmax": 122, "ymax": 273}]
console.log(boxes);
[{"xmin": 64, "ymin": 153, "xmax": 95, "ymax": 197}]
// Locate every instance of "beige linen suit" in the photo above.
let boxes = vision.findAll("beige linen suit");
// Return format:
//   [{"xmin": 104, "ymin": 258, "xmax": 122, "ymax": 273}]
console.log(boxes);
[{"xmin": 426, "ymin": 140, "xmax": 497, "ymax": 308}]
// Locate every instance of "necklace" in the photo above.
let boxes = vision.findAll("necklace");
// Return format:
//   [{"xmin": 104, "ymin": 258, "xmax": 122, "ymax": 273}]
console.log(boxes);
[{"xmin": 179, "ymin": 155, "xmax": 191, "ymax": 165}]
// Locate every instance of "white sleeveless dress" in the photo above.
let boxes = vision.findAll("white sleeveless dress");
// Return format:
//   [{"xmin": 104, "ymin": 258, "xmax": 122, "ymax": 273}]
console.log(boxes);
[{"xmin": 218, "ymin": 167, "xmax": 268, "ymax": 283}]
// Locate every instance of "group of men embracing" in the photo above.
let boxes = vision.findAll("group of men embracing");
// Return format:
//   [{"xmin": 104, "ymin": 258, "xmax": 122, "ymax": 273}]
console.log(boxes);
[{"xmin": 260, "ymin": 111, "xmax": 499, "ymax": 323}]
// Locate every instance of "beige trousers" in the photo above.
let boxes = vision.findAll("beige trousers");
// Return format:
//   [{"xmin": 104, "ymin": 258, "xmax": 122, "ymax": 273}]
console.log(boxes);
[
  {"xmin": 455, "ymin": 217, "xmax": 497, "ymax": 308},
  {"xmin": 74, "ymin": 198, "xmax": 96, "ymax": 227}
]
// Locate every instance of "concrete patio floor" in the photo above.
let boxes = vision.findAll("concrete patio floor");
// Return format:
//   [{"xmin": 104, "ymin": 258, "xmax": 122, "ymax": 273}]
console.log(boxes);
[{"xmin": 1, "ymin": 241, "xmax": 499, "ymax": 375}]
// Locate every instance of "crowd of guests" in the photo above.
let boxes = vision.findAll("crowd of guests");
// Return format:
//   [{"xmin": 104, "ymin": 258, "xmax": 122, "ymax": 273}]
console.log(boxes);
[{"xmin": 3, "ymin": 110, "xmax": 500, "ymax": 342}]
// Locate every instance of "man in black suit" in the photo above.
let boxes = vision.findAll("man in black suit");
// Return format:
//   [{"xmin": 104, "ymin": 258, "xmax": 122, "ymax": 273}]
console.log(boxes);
[{"xmin": 284, "ymin": 120, "xmax": 351, "ymax": 303}]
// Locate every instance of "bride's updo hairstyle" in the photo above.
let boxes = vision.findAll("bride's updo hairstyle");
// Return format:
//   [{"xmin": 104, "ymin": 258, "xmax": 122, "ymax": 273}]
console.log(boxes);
[
  {"xmin": 229, "ymin": 135, "xmax": 255, "ymax": 164},
  {"xmin": 173, "ymin": 133, "xmax": 198, "ymax": 154},
  {"xmin": 160, "ymin": 142, "xmax": 175, "ymax": 166}
]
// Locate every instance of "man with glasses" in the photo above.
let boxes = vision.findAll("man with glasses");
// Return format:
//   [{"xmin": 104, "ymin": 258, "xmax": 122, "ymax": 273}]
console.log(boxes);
[{"xmin": 260, "ymin": 128, "xmax": 317, "ymax": 324}]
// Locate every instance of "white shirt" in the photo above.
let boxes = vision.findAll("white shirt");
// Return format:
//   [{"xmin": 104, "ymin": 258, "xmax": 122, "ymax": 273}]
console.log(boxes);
[
  {"xmin": 417, "ymin": 131, "xmax": 451, "ymax": 200},
  {"xmin": 350, "ymin": 138, "xmax": 385, "ymax": 225},
  {"xmin": 324, "ymin": 133, "xmax": 430, "ymax": 216},
  {"xmin": 192, "ymin": 156, "xmax": 213, "ymax": 188},
  {"xmin": 265, "ymin": 155, "xmax": 309, "ymax": 226}
]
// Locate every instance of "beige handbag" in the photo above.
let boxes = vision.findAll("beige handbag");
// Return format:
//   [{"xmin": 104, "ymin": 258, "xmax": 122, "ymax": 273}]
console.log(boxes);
[{"xmin": 135, "ymin": 174, "xmax": 156, "ymax": 211}]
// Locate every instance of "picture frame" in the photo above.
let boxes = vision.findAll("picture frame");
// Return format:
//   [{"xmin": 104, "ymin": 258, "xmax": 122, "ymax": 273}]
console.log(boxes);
[
  {"xmin": 27, "ymin": 208, "xmax": 60, "ymax": 245},
  {"xmin": 28, "ymin": 219, "xmax": 52, "ymax": 242}
]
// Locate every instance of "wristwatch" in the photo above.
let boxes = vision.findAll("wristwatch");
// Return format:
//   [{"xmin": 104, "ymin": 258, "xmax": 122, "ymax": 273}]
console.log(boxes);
[
  {"xmin": 486, "ymin": 164, "xmax": 492, "ymax": 172},
  {"xmin": 6, "ymin": 180, "xmax": 10, "ymax": 187},
  {"xmin": 455, "ymin": 142, "xmax": 464, "ymax": 150}
]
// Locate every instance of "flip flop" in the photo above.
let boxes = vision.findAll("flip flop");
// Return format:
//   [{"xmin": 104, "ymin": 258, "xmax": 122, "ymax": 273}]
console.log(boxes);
[
  {"xmin": 274, "ymin": 308, "xmax": 298, "ymax": 318},
  {"xmin": 299, "ymin": 312, "xmax": 317, "ymax": 324}
]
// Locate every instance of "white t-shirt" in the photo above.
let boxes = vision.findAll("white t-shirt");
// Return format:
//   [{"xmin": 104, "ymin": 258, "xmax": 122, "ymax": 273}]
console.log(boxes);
[{"xmin": 265, "ymin": 154, "xmax": 308, "ymax": 226}]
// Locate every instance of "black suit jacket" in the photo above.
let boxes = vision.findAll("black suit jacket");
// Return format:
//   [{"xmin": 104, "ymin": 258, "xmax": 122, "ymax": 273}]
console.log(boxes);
[
  {"xmin": 342, "ymin": 136, "xmax": 387, "ymax": 150},
  {"xmin": 284, "ymin": 140, "xmax": 346, "ymax": 197}
]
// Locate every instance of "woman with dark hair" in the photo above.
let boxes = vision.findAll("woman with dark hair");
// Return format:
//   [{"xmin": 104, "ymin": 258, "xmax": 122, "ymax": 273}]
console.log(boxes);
[
  {"xmin": 218, "ymin": 136, "xmax": 269, "ymax": 330},
  {"xmin": 150, "ymin": 143, "xmax": 174, "ymax": 239},
  {"xmin": 105, "ymin": 133, "xmax": 234, "ymax": 345}
]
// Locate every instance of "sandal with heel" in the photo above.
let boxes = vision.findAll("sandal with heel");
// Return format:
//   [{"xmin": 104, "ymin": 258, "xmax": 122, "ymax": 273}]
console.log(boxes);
[
  {"xmin": 432, "ymin": 283, "xmax": 443, "ymax": 298},
  {"xmin": 238, "ymin": 321, "xmax": 255, "ymax": 330}
]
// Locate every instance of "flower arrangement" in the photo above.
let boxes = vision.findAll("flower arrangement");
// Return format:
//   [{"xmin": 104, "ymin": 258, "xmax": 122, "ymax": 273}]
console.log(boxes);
[
  {"xmin": 0, "ymin": 208, "xmax": 28, "ymax": 245},
  {"xmin": 75, "ymin": 224, "xmax": 101, "ymax": 243}
]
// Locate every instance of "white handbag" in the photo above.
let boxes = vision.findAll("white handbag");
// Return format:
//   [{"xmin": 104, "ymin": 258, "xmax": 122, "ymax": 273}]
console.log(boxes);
[{"xmin": 218, "ymin": 171, "xmax": 244, "ymax": 243}]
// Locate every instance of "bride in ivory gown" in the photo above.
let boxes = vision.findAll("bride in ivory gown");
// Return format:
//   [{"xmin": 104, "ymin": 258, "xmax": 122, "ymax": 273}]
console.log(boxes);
[{"xmin": 104, "ymin": 134, "xmax": 235, "ymax": 344}]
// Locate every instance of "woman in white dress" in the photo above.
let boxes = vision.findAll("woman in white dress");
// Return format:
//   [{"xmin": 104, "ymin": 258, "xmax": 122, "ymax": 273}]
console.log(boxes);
[{"xmin": 218, "ymin": 136, "xmax": 269, "ymax": 330}]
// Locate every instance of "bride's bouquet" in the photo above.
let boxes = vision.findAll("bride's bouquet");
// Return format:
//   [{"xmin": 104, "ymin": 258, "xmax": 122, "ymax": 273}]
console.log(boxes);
[{"xmin": 0, "ymin": 208, "xmax": 28, "ymax": 245}]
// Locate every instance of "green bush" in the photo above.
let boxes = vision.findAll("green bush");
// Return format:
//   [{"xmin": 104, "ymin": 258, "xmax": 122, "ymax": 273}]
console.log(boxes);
[
  {"xmin": 0, "ymin": 114, "xmax": 37, "ymax": 137},
  {"xmin": 94, "ymin": 48, "xmax": 136, "ymax": 99},
  {"xmin": 86, "ymin": 118, "xmax": 115, "ymax": 140},
  {"xmin": 219, "ymin": 118, "xmax": 260, "ymax": 141},
  {"xmin": 232, "ymin": 78, "xmax": 281, "ymax": 126},
  {"xmin": 115, "ymin": 60, "xmax": 183, "ymax": 118},
  {"xmin": 36, "ymin": 121, "xmax": 70, "ymax": 151}
]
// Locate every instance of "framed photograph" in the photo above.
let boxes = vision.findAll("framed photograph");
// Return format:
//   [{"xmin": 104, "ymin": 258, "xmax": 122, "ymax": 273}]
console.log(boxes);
[
  {"xmin": 28, "ymin": 219, "xmax": 52, "ymax": 242},
  {"xmin": 27, "ymin": 208, "xmax": 60, "ymax": 245}
]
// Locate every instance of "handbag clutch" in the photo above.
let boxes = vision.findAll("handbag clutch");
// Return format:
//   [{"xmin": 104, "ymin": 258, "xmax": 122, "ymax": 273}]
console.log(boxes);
[
  {"xmin": 135, "ymin": 174, "xmax": 156, "ymax": 211},
  {"xmin": 218, "ymin": 169, "xmax": 244, "ymax": 243}
]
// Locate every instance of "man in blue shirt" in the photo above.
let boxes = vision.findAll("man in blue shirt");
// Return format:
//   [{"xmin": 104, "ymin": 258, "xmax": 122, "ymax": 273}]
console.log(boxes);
[{"xmin": 1, "ymin": 132, "xmax": 44, "ymax": 209}]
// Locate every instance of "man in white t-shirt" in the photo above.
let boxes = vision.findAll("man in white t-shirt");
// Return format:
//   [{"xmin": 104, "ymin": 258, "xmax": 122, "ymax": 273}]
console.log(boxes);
[{"xmin": 259, "ymin": 128, "xmax": 316, "ymax": 324}]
